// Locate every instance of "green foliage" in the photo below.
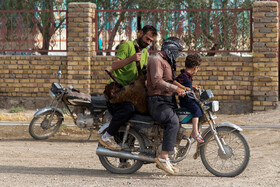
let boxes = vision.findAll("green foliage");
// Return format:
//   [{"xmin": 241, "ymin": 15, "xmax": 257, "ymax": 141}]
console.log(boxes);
[
  {"xmin": 89, "ymin": 0, "xmax": 256, "ymax": 53},
  {"xmin": 89, "ymin": 0, "xmax": 255, "ymax": 10},
  {"xmin": 9, "ymin": 106, "xmax": 25, "ymax": 113},
  {"xmin": 1, "ymin": 0, "xmax": 256, "ymax": 53},
  {"xmin": 0, "ymin": 0, "xmax": 66, "ymax": 11},
  {"xmin": 0, "ymin": 0, "xmax": 67, "ymax": 53}
]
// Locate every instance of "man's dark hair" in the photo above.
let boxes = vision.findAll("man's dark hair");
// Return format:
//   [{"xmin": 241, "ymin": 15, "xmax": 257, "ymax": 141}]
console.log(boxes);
[
  {"xmin": 185, "ymin": 53, "xmax": 202, "ymax": 68},
  {"xmin": 141, "ymin": 25, "xmax": 157, "ymax": 36}
]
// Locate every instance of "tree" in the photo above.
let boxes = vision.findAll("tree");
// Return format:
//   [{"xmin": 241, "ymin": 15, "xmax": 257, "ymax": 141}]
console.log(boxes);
[
  {"xmin": 0, "ymin": 0, "xmax": 66, "ymax": 54},
  {"xmin": 0, "ymin": 0, "xmax": 256, "ymax": 54},
  {"xmin": 91, "ymin": 0, "xmax": 255, "ymax": 55},
  {"xmin": 180, "ymin": 0, "xmax": 254, "ymax": 55}
]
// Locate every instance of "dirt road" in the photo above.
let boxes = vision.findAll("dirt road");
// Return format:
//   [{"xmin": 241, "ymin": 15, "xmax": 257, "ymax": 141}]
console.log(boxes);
[{"xmin": 0, "ymin": 125, "xmax": 279, "ymax": 187}]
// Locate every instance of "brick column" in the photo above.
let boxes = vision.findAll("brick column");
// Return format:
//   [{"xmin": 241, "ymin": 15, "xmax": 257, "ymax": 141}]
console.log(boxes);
[
  {"xmin": 252, "ymin": 1, "xmax": 279, "ymax": 111},
  {"xmin": 67, "ymin": 2, "xmax": 95, "ymax": 94}
]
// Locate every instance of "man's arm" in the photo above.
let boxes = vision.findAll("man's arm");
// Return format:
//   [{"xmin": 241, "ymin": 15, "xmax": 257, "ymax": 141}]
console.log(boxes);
[
  {"xmin": 173, "ymin": 80, "xmax": 190, "ymax": 91},
  {"xmin": 111, "ymin": 52, "xmax": 142, "ymax": 70},
  {"xmin": 149, "ymin": 59, "xmax": 184, "ymax": 97}
]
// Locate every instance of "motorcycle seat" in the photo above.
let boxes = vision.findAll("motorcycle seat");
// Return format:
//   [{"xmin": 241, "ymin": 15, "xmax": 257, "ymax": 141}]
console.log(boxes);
[
  {"xmin": 91, "ymin": 96, "xmax": 107, "ymax": 107},
  {"xmin": 175, "ymin": 108, "xmax": 192, "ymax": 115},
  {"xmin": 129, "ymin": 114, "xmax": 154, "ymax": 125}
]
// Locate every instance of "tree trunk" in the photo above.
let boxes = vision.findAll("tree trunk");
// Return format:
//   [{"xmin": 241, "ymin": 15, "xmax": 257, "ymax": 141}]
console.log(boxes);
[{"xmin": 106, "ymin": 11, "xmax": 126, "ymax": 56}]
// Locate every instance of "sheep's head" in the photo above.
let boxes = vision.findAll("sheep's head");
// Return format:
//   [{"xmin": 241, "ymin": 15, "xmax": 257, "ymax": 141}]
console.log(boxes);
[{"xmin": 104, "ymin": 82, "xmax": 123, "ymax": 100}]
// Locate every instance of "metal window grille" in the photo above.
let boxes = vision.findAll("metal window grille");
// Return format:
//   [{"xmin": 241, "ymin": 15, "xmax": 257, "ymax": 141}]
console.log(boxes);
[
  {"xmin": 0, "ymin": 10, "xmax": 67, "ymax": 54},
  {"xmin": 95, "ymin": 8, "xmax": 252, "ymax": 54}
]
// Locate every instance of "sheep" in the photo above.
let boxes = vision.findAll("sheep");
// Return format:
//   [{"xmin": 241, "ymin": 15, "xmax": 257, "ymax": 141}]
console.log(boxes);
[{"xmin": 103, "ymin": 45, "xmax": 148, "ymax": 114}]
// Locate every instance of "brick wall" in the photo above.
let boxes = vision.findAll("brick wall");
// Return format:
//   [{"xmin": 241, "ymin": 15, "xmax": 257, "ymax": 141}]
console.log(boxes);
[
  {"xmin": 0, "ymin": 56, "xmax": 67, "ymax": 109},
  {"xmin": 252, "ymin": 1, "xmax": 279, "ymax": 111},
  {"xmin": 91, "ymin": 56, "xmax": 113, "ymax": 95},
  {"xmin": 90, "ymin": 56, "xmax": 254, "ymax": 114},
  {"xmin": 0, "ymin": 1, "xmax": 279, "ymax": 114}
]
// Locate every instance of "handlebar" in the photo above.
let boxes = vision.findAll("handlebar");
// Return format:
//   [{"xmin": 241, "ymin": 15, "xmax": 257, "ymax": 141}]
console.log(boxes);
[
  {"xmin": 182, "ymin": 90, "xmax": 193, "ymax": 96},
  {"xmin": 182, "ymin": 88, "xmax": 204, "ymax": 102}
]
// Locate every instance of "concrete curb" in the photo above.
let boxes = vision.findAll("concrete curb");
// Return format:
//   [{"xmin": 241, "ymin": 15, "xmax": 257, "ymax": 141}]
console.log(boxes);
[
  {"xmin": 0, "ymin": 121, "xmax": 75, "ymax": 126},
  {"xmin": 238, "ymin": 124, "xmax": 280, "ymax": 129},
  {"xmin": 1, "ymin": 121, "xmax": 280, "ymax": 129}
]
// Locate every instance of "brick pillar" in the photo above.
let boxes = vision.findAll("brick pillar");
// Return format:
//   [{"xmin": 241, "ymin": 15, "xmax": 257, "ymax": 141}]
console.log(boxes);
[
  {"xmin": 252, "ymin": 1, "xmax": 279, "ymax": 111},
  {"xmin": 67, "ymin": 3, "xmax": 95, "ymax": 94}
]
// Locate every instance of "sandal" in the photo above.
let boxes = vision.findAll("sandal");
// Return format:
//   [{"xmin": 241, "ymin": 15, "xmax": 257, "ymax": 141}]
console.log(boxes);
[{"xmin": 191, "ymin": 133, "xmax": 204, "ymax": 143}]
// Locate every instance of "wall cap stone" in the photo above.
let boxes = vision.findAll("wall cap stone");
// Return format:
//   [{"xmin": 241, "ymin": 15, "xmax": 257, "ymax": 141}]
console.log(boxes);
[
  {"xmin": 253, "ymin": 1, "xmax": 278, "ymax": 7},
  {"xmin": 68, "ymin": 2, "xmax": 96, "ymax": 8}
]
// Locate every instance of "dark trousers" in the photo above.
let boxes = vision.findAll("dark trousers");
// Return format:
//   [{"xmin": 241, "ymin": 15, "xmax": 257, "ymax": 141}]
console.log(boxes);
[
  {"xmin": 106, "ymin": 101, "xmax": 135, "ymax": 136},
  {"xmin": 179, "ymin": 97, "xmax": 202, "ymax": 117},
  {"xmin": 147, "ymin": 96, "xmax": 179, "ymax": 152}
]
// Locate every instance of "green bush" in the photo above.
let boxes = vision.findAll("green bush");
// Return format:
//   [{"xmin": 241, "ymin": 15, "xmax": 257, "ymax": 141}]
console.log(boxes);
[{"xmin": 9, "ymin": 106, "xmax": 25, "ymax": 113}]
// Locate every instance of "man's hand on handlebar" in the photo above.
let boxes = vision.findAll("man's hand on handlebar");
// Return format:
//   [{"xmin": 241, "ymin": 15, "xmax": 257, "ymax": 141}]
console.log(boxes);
[
  {"xmin": 176, "ymin": 87, "xmax": 185, "ymax": 97},
  {"xmin": 193, "ymin": 85, "xmax": 201, "ymax": 91}
]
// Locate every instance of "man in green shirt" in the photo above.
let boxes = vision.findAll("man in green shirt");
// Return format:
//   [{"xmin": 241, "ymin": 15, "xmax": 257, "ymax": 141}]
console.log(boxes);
[
  {"xmin": 100, "ymin": 25, "xmax": 157, "ymax": 151},
  {"xmin": 111, "ymin": 39, "xmax": 148, "ymax": 86}
]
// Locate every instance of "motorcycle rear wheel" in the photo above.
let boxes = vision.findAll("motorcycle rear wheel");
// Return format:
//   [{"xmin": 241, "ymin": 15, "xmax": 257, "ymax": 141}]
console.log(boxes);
[
  {"xmin": 200, "ymin": 126, "xmax": 250, "ymax": 177},
  {"xmin": 98, "ymin": 127, "xmax": 145, "ymax": 174},
  {"xmin": 29, "ymin": 110, "xmax": 63, "ymax": 140}
]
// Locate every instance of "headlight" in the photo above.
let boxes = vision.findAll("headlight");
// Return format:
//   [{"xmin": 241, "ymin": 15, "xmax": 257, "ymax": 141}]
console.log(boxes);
[
  {"xmin": 51, "ymin": 82, "xmax": 62, "ymax": 94},
  {"xmin": 205, "ymin": 101, "xmax": 219, "ymax": 112},
  {"xmin": 49, "ymin": 90, "xmax": 56, "ymax": 99},
  {"xmin": 200, "ymin": 89, "xmax": 214, "ymax": 102}
]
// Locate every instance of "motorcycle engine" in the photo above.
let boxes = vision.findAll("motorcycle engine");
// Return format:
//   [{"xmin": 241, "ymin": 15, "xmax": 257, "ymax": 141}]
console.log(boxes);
[
  {"xmin": 76, "ymin": 113, "xmax": 94, "ymax": 128},
  {"xmin": 73, "ymin": 107, "xmax": 95, "ymax": 128}
]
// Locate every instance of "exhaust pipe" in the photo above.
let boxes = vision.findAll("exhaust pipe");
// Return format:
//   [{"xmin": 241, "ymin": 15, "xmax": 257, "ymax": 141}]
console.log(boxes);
[{"xmin": 96, "ymin": 146, "xmax": 155, "ymax": 163}]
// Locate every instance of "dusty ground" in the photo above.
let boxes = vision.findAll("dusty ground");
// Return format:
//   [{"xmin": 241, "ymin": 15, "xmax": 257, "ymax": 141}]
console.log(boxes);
[{"xmin": 0, "ymin": 108, "xmax": 280, "ymax": 186}]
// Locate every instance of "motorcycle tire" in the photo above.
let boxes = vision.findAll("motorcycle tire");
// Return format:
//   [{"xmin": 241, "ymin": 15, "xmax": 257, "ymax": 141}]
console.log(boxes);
[
  {"xmin": 200, "ymin": 126, "xmax": 250, "ymax": 177},
  {"xmin": 98, "ymin": 127, "xmax": 145, "ymax": 174},
  {"xmin": 29, "ymin": 110, "xmax": 63, "ymax": 140}
]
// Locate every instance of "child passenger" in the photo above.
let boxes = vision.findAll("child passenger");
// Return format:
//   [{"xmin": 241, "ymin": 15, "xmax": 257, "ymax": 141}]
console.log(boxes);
[{"xmin": 174, "ymin": 53, "xmax": 204, "ymax": 143}]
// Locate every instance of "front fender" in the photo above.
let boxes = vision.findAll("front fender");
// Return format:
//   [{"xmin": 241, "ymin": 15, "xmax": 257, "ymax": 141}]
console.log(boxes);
[
  {"xmin": 202, "ymin": 122, "xmax": 243, "ymax": 138},
  {"xmin": 34, "ymin": 107, "xmax": 64, "ymax": 120},
  {"xmin": 193, "ymin": 122, "xmax": 243, "ymax": 160}
]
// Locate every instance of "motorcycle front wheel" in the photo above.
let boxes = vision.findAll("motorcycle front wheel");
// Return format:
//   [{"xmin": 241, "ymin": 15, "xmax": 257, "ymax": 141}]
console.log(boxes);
[
  {"xmin": 200, "ymin": 126, "xmax": 250, "ymax": 177},
  {"xmin": 29, "ymin": 110, "xmax": 63, "ymax": 140},
  {"xmin": 98, "ymin": 127, "xmax": 145, "ymax": 174}
]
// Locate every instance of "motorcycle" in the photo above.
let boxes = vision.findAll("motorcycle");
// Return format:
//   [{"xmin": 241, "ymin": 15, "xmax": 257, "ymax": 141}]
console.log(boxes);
[
  {"xmin": 29, "ymin": 67, "xmax": 110, "ymax": 140},
  {"xmin": 96, "ymin": 89, "xmax": 250, "ymax": 177}
]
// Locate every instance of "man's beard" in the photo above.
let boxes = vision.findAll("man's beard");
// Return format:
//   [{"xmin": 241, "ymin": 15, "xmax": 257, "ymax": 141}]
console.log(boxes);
[{"xmin": 137, "ymin": 36, "xmax": 149, "ymax": 49}]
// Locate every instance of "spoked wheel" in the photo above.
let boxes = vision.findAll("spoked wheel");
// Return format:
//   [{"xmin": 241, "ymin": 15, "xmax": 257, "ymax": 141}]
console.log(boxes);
[
  {"xmin": 29, "ymin": 110, "xmax": 63, "ymax": 140},
  {"xmin": 98, "ymin": 127, "xmax": 145, "ymax": 174},
  {"xmin": 200, "ymin": 126, "xmax": 250, "ymax": 177}
]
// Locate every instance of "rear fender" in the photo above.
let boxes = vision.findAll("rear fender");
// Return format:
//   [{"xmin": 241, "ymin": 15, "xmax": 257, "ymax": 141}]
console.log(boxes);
[{"xmin": 34, "ymin": 107, "xmax": 64, "ymax": 121}]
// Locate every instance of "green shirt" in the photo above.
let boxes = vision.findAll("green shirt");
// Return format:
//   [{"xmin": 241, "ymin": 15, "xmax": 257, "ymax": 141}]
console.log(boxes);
[{"xmin": 111, "ymin": 39, "xmax": 148, "ymax": 86}]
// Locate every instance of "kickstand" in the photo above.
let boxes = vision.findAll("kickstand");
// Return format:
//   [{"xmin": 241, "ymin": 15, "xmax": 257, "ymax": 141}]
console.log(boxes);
[{"xmin": 87, "ymin": 128, "xmax": 94, "ymax": 141}]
